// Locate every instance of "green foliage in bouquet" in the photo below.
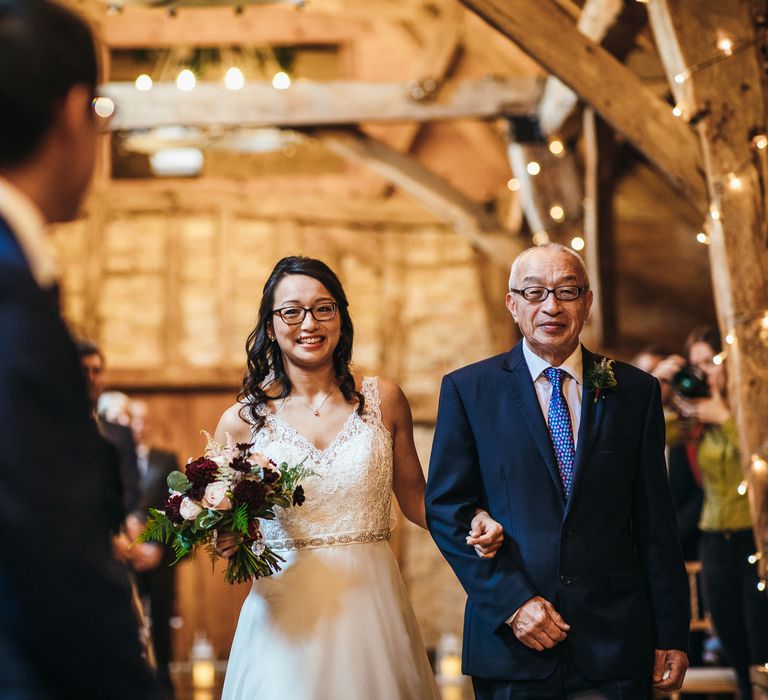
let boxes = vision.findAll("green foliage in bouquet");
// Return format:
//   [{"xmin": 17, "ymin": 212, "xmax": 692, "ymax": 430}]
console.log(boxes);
[{"xmin": 139, "ymin": 433, "xmax": 315, "ymax": 585}]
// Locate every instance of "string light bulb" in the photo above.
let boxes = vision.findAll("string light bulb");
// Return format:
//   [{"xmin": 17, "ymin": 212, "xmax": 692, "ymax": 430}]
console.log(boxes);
[
  {"xmin": 717, "ymin": 36, "xmax": 734, "ymax": 56},
  {"xmin": 753, "ymin": 134, "xmax": 768, "ymax": 150},
  {"xmin": 224, "ymin": 67, "xmax": 245, "ymax": 91},
  {"xmin": 532, "ymin": 231, "xmax": 549, "ymax": 246},
  {"xmin": 727, "ymin": 173, "xmax": 743, "ymax": 191},
  {"xmin": 712, "ymin": 352, "xmax": 726, "ymax": 366},
  {"xmin": 737, "ymin": 480, "xmax": 748, "ymax": 496},
  {"xmin": 759, "ymin": 581, "xmax": 767, "ymax": 592},
  {"xmin": 752, "ymin": 454, "xmax": 768, "ymax": 474},
  {"xmin": 135, "ymin": 74, "xmax": 153, "ymax": 92},
  {"xmin": 176, "ymin": 69, "xmax": 196, "ymax": 92},
  {"xmin": 672, "ymin": 105, "xmax": 683, "ymax": 118},
  {"xmin": 674, "ymin": 70, "xmax": 690, "ymax": 85},
  {"xmin": 548, "ymin": 139, "xmax": 565, "ymax": 156},
  {"xmin": 710, "ymin": 205, "xmax": 720, "ymax": 220},
  {"xmin": 272, "ymin": 71, "xmax": 291, "ymax": 90},
  {"xmin": 526, "ymin": 161, "xmax": 541, "ymax": 176},
  {"xmin": 507, "ymin": 178, "xmax": 520, "ymax": 192},
  {"xmin": 696, "ymin": 232, "xmax": 710, "ymax": 245},
  {"xmin": 549, "ymin": 205, "xmax": 565, "ymax": 222},
  {"xmin": 570, "ymin": 236, "xmax": 585, "ymax": 251},
  {"xmin": 725, "ymin": 332, "xmax": 735, "ymax": 345},
  {"xmin": 762, "ymin": 312, "xmax": 768, "ymax": 330}
]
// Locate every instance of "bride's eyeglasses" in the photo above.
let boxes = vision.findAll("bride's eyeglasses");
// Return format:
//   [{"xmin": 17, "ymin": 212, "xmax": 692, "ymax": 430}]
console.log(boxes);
[{"xmin": 273, "ymin": 303, "xmax": 338, "ymax": 325}]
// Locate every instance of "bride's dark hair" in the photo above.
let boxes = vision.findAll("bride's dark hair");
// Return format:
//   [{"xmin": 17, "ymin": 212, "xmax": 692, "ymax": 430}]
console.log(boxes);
[{"xmin": 239, "ymin": 256, "xmax": 364, "ymax": 430}]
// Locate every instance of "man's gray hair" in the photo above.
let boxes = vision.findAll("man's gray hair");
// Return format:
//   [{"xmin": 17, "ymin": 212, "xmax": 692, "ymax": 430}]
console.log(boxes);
[{"xmin": 508, "ymin": 242, "xmax": 590, "ymax": 290}]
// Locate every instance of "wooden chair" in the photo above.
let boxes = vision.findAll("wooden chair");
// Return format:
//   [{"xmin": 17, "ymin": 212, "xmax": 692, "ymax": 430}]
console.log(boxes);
[{"xmin": 665, "ymin": 561, "xmax": 738, "ymax": 699}]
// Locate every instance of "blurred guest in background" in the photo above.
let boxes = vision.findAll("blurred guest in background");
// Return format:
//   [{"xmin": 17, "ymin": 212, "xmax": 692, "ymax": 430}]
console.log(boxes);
[
  {"xmin": 76, "ymin": 340, "xmax": 141, "ymax": 524},
  {"xmin": 0, "ymin": 1, "xmax": 158, "ymax": 696},
  {"xmin": 633, "ymin": 346, "xmax": 704, "ymax": 562},
  {"xmin": 130, "ymin": 398, "xmax": 179, "ymax": 700},
  {"xmin": 676, "ymin": 326, "xmax": 768, "ymax": 700}
]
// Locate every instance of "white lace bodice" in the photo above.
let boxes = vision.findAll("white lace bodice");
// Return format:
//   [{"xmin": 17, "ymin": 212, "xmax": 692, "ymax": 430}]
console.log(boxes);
[{"xmin": 247, "ymin": 377, "xmax": 393, "ymax": 550}]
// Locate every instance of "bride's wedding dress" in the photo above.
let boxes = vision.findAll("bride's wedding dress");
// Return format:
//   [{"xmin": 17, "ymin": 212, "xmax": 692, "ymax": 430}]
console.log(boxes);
[{"xmin": 222, "ymin": 377, "xmax": 441, "ymax": 700}]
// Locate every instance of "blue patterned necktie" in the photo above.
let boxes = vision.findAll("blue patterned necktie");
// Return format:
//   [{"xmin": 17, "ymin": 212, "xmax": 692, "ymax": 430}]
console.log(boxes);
[{"xmin": 543, "ymin": 367, "xmax": 576, "ymax": 500}]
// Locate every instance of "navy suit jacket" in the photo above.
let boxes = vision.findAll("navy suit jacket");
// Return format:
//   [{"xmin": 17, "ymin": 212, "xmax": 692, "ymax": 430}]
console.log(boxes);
[
  {"xmin": 0, "ymin": 219, "xmax": 159, "ymax": 698},
  {"xmin": 426, "ymin": 342, "xmax": 690, "ymax": 682}
]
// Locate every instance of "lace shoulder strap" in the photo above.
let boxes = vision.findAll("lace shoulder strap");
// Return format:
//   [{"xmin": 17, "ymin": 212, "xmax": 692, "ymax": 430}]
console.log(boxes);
[{"xmin": 360, "ymin": 376, "xmax": 382, "ymax": 424}]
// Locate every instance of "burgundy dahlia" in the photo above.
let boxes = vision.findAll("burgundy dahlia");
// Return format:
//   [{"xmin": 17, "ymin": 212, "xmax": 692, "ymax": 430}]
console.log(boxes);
[
  {"xmin": 236, "ymin": 442, "xmax": 254, "ymax": 454},
  {"xmin": 292, "ymin": 485, "xmax": 306, "ymax": 507},
  {"xmin": 185, "ymin": 457, "xmax": 218, "ymax": 487},
  {"xmin": 263, "ymin": 467, "xmax": 279, "ymax": 485},
  {"xmin": 164, "ymin": 494, "xmax": 184, "ymax": 524},
  {"xmin": 233, "ymin": 480, "xmax": 268, "ymax": 512},
  {"xmin": 230, "ymin": 456, "xmax": 251, "ymax": 474}
]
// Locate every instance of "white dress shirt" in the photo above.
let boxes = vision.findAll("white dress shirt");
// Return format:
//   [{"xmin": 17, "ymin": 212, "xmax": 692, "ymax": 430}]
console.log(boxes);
[
  {"xmin": 522, "ymin": 339, "xmax": 583, "ymax": 448},
  {"xmin": 0, "ymin": 177, "xmax": 58, "ymax": 288}
]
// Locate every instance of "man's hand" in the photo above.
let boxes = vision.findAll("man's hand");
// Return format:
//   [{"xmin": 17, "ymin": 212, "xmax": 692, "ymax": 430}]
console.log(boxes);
[
  {"xmin": 652, "ymin": 649, "xmax": 688, "ymax": 692},
  {"xmin": 510, "ymin": 596, "xmax": 570, "ymax": 651},
  {"xmin": 467, "ymin": 510, "xmax": 504, "ymax": 558}
]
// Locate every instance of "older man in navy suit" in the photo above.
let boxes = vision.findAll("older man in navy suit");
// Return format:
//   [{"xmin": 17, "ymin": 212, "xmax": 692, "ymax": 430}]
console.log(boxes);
[
  {"xmin": 0, "ymin": 1, "xmax": 159, "ymax": 697},
  {"xmin": 426, "ymin": 243, "xmax": 689, "ymax": 699}
]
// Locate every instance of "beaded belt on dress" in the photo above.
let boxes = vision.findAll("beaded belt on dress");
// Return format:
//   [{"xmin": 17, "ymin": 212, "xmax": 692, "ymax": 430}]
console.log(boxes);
[{"xmin": 266, "ymin": 529, "xmax": 391, "ymax": 551}]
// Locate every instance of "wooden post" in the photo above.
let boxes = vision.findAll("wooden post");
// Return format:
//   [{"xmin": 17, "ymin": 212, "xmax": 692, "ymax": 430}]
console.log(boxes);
[
  {"xmin": 582, "ymin": 107, "xmax": 617, "ymax": 350},
  {"xmin": 648, "ymin": 0, "xmax": 768, "ymax": 576}
]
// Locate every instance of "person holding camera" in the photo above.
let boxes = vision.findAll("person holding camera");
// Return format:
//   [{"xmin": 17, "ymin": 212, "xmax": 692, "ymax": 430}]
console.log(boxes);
[{"xmin": 669, "ymin": 327, "xmax": 768, "ymax": 700}]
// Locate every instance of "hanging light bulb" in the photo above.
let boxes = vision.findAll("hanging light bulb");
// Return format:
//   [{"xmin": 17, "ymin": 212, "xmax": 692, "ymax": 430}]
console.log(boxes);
[
  {"xmin": 674, "ymin": 70, "xmax": 689, "ymax": 85},
  {"xmin": 532, "ymin": 231, "xmax": 549, "ymax": 246},
  {"xmin": 549, "ymin": 205, "xmax": 565, "ymax": 222},
  {"xmin": 176, "ymin": 69, "xmax": 196, "ymax": 92},
  {"xmin": 92, "ymin": 97, "xmax": 115, "ymax": 119},
  {"xmin": 506, "ymin": 178, "xmax": 520, "ymax": 192},
  {"xmin": 570, "ymin": 236, "xmax": 585, "ymax": 251},
  {"xmin": 696, "ymin": 232, "xmax": 710, "ymax": 245},
  {"xmin": 135, "ymin": 74, "xmax": 153, "ymax": 92},
  {"xmin": 727, "ymin": 173, "xmax": 742, "ymax": 191},
  {"xmin": 753, "ymin": 134, "xmax": 768, "ymax": 150},
  {"xmin": 272, "ymin": 71, "xmax": 291, "ymax": 90},
  {"xmin": 224, "ymin": 67, "xmax": 245, "ymax": 91},
  {"xmin": 672, "ymin": 105, "xmax": 683, "ymax": 118},
  {"xmin": 526, "ymin": 161, "xmax": 541, "ymax": 176}
]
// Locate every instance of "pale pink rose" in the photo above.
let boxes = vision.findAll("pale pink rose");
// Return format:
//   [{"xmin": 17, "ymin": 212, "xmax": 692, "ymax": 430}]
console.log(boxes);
[
  {"xmin": 247, "ymin": 452, "xmax": 272, "ymax": 470},
  {"xmin": 202, "ymin": 481, "xmax": 231, "ymax": 510},
  {"xmin": 179, "ymin": 497, "xmax": 202, "ymax": 521}
]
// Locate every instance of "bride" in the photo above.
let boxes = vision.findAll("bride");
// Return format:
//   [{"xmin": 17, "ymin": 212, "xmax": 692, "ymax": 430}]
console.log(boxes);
[{"xmin": 215, "ymin": 256, "xmax": 504, "ymax": 700}]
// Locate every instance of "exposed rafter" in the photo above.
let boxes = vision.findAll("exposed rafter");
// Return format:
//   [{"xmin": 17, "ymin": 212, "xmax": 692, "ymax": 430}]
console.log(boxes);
[
  {"xmin": 458, "ymin": 0, "xmax": 708, "ymax": 214},
  {"xmin": 316, "ymin": 129, "xmax": 524, "ymax": 266}
]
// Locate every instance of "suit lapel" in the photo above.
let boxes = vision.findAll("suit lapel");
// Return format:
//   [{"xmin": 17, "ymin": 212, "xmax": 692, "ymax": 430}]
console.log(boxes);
[
  {"xmin": 565, "ymin": 347, "xmax": 606, "ymax": 517},
  {"xmin": 502, "ymin": 343, "xmax": 565, "ymax": 502}
]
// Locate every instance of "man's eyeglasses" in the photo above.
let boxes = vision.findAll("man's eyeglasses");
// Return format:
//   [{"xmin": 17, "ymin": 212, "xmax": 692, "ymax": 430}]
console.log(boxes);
[
  {"xmin": 273, "ymin": 303, "xmax": 338, "ymax": 325},
  {"xmin": 510, "ymin": 286, "xmax": 588, "ymax": 302}
]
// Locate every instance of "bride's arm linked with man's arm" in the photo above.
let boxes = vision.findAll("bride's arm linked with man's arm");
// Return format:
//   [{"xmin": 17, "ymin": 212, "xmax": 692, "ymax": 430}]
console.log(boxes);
[{"xmin": 381, "ymin": 377, "xmax": 504, "ymax": 556}]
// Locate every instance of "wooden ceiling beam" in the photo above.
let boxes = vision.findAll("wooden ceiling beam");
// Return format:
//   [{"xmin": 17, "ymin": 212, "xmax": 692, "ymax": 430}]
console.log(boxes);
[
  {"xmin": 91, "ymin": 6, "xmax": 371, "ymax": 48},
  {"xmin": 458, "ymin": 0, "xmax": 708, "ymax": 214},
  {"xmin": 317, "ymin": 128, "xmax": 524, "ymax": 266},
  {"xmin": 537, "ymin": 0, "xmax": 624, "ymax": 136},
  {"xmin": 103, "ymin": 78, "xmax": 543, "ymax": 131}
]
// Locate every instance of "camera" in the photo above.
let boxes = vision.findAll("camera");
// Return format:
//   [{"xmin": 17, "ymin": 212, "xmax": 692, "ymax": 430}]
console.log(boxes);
[{"xmin": 671, "ymin": 365, "xmax": 710, "ymax": 398}]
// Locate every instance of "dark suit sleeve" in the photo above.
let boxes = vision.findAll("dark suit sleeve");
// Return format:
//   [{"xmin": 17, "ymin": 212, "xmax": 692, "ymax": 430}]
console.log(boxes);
[
  {"xmin": 426, "ymin": 374, "xmax": 537, "ymax": 629},
  {"xmin": 0, "ymin": 270, "xmax": 159, "ymax": 698},
  {"xmin": 632, "ymin": 379, "xmax": 691, "ymax": 651}
]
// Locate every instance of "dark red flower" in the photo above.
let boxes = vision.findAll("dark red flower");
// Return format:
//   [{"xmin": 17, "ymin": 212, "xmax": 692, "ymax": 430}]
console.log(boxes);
[
  {"xmin": 185, "ymin": 457, "xmax": 218, "ymax": 488},
  {"xmin": 292, "ymin": 485, "xmax": 306, "ymax": 507},
  {"xmin": 263, "ymin": 467, "xmax": 279, "ymax": 485},
  {"xmin": 164, "ymin": 494, "xmax": 184, "ymax": 524},
  {"xmin": 233, "ymin": 480, "xmax": 268, "ymax": 513},
  {"xmin": 230, "ymin": 456, "xmax": 251, "ymax": 473},
  {"xmin": 236, "ymin": 442, "xmax": 254, "ymax": 453}
]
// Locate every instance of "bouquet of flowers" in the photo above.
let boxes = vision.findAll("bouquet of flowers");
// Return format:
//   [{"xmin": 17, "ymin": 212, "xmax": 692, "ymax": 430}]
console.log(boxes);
[{"xmin": 139, "ymin": 432, "xmax": 313, "ymax": 584}]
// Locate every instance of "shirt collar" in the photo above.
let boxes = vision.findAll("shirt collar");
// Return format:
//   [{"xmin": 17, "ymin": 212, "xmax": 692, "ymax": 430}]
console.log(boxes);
[
  {"xmin": 0, "ymin": 177, "xmax": 58, "ymax": 288},
  {"xmin": 522, "ymin": 339, "xmax": 583, "ymax": 386}
]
